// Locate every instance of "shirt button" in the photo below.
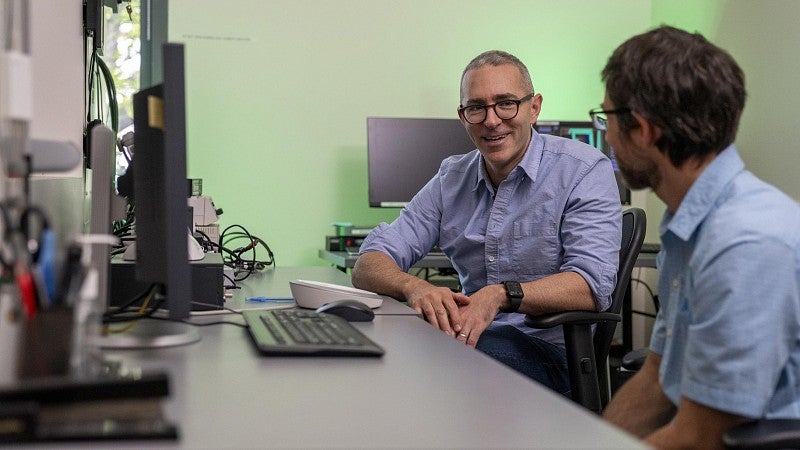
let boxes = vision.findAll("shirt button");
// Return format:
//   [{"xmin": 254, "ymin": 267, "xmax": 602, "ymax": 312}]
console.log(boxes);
[
  {"xmin": 488, "ymin": 256, "xmax": 495, "ymax": 262},
  {"xmin": 672, "ymin": 278, "xmax": 680, "ymax": 288}
]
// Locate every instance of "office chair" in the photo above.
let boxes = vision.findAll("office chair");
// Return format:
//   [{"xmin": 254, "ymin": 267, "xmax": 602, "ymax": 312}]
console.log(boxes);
[
  {"xmin": 524, "ymin": 207, "xmax": 646, "ymax": 414},
  {"xmin": 723, "ymin": 419, "xmax": 800, "ymax": 449}
]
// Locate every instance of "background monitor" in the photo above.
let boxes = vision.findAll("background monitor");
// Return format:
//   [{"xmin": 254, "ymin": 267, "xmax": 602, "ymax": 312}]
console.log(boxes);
[
  {"xmin": 535, "ymin": 120, "xmax": 631, "ymax": 205},
  {"xmin": 131, "ymin": 42, "xmax": 192, "ymax": 321},
  {"xmin": 367, "ymin": 117, "xmax": 476, "ymax": 208}
]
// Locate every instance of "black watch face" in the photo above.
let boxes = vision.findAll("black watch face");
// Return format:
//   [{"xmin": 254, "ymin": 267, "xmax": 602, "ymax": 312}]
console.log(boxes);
[{"xmin": 505, "ymin": 281, "xmax": 523, "ymax": 298}]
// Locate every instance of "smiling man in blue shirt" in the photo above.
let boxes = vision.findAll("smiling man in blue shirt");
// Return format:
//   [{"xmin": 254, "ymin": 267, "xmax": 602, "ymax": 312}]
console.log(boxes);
[
  {"xmin": 598, "ymin": 26, "xmax": 800, "ymax": 448},
  {"xmin": 352, "ymin": 50, "xmax": 621, "ymax": 394}
]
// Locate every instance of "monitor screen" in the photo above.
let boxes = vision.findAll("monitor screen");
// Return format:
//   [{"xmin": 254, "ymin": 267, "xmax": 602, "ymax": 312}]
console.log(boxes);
[
  {"xmin": 131, "ymin": 42, "xmax": 192, "ymax": 320},
  {"xmin": 367, "ymin": 117, "xmax": 476, "ymax": 208},
  {"xmin": 535, "ymin": 120, "xmax": 631, "ymax": 205}
]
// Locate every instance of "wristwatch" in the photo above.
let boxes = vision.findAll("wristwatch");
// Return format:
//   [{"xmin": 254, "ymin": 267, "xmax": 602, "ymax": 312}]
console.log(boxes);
[{"xmin": 501, "ymin": 281, "xmax": 524, "ymax": 313}]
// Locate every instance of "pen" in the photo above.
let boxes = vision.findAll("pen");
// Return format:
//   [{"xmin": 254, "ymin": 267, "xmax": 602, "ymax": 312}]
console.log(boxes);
[{"xmin": 246, "ymin": 296, "xmax": 294, "ymax": 303}]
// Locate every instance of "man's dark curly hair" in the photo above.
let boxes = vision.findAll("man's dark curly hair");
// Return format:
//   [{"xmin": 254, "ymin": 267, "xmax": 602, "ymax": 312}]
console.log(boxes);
[{"xmin": 602, "ymin": 25, "xmax": 746, "ymax": 167}]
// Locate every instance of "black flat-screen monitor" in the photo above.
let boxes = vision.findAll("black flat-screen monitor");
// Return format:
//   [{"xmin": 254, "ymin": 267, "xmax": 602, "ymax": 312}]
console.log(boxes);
[
  {"xmin": 131, "ymin": 42, "xmax": 192, "ymax": 320},
  {"xmin": 535, "ymin": 120, "xmax": 631, "ymax": 205},
  {"xmin": 367, "ymin": 117, "xmax": 476, "ymax": 208}
]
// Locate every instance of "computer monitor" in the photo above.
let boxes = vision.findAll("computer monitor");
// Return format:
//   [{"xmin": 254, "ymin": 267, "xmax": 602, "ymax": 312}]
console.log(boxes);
[
  {"xmin": 367, "ymin": 117, "xmax": 476, "ymax": 208},
  {"xmin": 131, "ymin": 42, "xmax": 192, "ymax": 321},
  {"xmin": 91, "ymin": 42, "xmax": 198, "ymax": 349},
  {"xmin": 535, "ymin": 120, "xmax": 631, "ymax": 205}
]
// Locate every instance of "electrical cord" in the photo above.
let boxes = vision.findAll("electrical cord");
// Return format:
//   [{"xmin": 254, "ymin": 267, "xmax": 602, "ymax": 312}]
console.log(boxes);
[
  {"xmin": 219, "ymin": 224, "xmax": 275, "ymax": 282},
  {"xmin": 631, "ymin": 274, "xmax": 659, "ymax": 318},
  {"xmin": 86, "ymin": 47, "xmax": 119, "ymax": 133},
  {"xmin": 102, "ymin": 284, "xmax": 164, "ymax": 325}
]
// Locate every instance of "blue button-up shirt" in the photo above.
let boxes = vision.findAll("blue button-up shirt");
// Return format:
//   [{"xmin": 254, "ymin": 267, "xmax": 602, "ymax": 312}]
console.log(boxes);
[
  {"xmin": 651, "ymin": 145, "xmax": 800, "ymax": 418},
  {"xmin": 360, "ymin": 129, "xmax": 621, "ymax": 346}
]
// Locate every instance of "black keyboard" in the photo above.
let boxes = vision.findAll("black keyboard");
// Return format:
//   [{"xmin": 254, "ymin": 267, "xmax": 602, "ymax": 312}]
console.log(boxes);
[{"xmin": 242, "ymin": 309, "xmax": 384, "ymax": 356}]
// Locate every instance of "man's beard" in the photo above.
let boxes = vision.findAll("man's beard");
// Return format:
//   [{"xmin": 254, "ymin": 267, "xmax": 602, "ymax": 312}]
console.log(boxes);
[{"xmin": 617, "ymin": 154, "xmax": 660, "ymax": 191}]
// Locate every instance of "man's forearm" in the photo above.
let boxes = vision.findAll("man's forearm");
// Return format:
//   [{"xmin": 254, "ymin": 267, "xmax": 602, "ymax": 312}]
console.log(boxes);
[
  {"xmin": 604, "ymin": 353, "xmax": 675, "ymax": 438},
  {"xmin": 352, "ymin": 251, "xmax": 426, "ymax": 300}
]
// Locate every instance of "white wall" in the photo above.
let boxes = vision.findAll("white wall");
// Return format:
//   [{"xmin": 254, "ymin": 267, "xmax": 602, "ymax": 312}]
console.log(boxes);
[
  {"xmin": 30, "ymin": 1, "xmax": 84, "ymax": 159},
  {"xmin": 28, "ymin": 1, "xmax": 85, "ymax": 245}
]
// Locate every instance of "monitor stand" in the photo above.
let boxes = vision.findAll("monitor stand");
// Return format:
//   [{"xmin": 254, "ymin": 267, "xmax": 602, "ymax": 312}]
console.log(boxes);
[{"xmin": 93, "ymin": 319, "xmax": 201, "ymax": 349}]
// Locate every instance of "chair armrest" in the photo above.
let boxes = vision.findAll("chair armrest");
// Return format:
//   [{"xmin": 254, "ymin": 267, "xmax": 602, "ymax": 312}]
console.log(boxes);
[
  {"xmin": 621, "ymin": 347, "xmax": 650, "ymax": 371},
  {"xmin": 723, "ymin": 419, "xmax": 800, "ymax": 449},
  {"xmin": 524, "ymin": 311, "xmax": 620, "ymax": 329}
]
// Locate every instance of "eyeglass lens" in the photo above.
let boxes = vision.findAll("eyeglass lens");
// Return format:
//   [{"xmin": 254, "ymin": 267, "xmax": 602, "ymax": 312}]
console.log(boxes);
[
  {"xmin": 463, "ymin": 101, "xmax": 521, "ymax": 124},
  {"xmin": 591, "ymin": 113, "xmax": 607, "ymax": 131}
]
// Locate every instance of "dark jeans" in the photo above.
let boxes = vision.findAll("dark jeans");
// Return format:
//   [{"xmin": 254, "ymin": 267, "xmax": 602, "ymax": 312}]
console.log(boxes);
[{"xmin": 476, "ymin": 324, "xmax": 570, "ymax": 396}]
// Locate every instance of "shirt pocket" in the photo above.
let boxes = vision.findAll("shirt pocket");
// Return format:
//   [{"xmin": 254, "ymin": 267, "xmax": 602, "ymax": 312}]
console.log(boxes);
[{"xmin": 511, "ymin": 219, "xmax": 559, "ymax": 278}]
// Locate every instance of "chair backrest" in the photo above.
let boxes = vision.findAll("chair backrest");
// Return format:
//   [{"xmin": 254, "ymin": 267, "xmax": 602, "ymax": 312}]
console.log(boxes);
[{"xmin": 593, "ymin": 207, "xmax": 646, "ymax": 368}]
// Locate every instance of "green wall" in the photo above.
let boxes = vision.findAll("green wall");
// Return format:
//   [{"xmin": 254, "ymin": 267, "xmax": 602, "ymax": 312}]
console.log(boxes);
[
  {"xmin": 644, "ymin": 0, "xmax": 800, "ymax": 240},
  {"xmin": 712, "ymin": 1, "xmax": 800, "ymax": 203},
  {"xmin": 168, "ymin": 1, "xmax": 800, "ymax": 267},
  {"xmin": 169, "ymin": 0, "xmax": 651, "ymax": 266}
]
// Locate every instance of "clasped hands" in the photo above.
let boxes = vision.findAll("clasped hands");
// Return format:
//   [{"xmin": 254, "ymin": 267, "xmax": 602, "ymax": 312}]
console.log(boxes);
[{"xmin": 407, "ymin": 284, "xmax": 503, "ymax": 347}]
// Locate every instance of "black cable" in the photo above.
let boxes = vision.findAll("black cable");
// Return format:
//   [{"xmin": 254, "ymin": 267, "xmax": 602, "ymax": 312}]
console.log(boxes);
[
  {"xmin": 103, "ymin": 284, "xmax": 157, "ymax": 318},
  {"xmin": 86, "ymin": 49, "xmax": 97, "ymax": 124},
  {"xmin": 102, "ymin": 297, "xmax": 165, "ymax": 323},
  {"xmin": 219, "ymin": 225, "xmax": 276, "ymax": 281},
  {"xmin": 86, "ymin": 47, "xmax": 119, "ymax": 133},
  {"xmin": 194, "ymin": 229, "xmax": 223, "ymax": 254},
  {"xmin": 190, "ymin": 301, "xmax": 240, "ymax": 314},
  {"xmin": 181, "ymin": 319, "xmax": 248, "ymax": 329},
  {"xmin": 631, "ymin": 276, "xmax": 660, "ymax": 313},
  {"xmin": 145, "ymin": 315, "xmax": 250, "ymax": 329},
  {"xmin": 222, "ymin": 271, "xmax": 238, "ymax": 289},
  {"xmin": 95, "ymin": 56, "xmax": 118, "ymax": 133},
  {"xmin": 102, "ymin": 285, "xmax": 164, "ymax": 324},
  {"xmin": 630, "ymin": 309, "xmax": 657, "ymax": 319}
]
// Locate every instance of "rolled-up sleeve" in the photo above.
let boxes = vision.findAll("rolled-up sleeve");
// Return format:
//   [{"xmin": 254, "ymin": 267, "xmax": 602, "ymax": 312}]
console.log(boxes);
[
  {"xmin": 560, "ymin": 156, "xmax": 622, "ymax": 311},
  {"xmin": 359, "ymin": 175, "xmax": 444, "ymax": 272}
]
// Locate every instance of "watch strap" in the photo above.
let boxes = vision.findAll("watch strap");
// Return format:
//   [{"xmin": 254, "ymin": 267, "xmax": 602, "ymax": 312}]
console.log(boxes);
[{"xmin": 501, "ymin": 281, "xmax": 523, "ymax": 313}]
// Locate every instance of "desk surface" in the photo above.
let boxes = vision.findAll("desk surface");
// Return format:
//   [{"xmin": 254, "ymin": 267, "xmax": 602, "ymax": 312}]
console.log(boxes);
[
  {"xmin": 225, "ymin": 266, "xmax": 419, "ymax": 316},
  {"xmin": 84, "ymin": 267, "xmax": 643, "ymax": 449}
]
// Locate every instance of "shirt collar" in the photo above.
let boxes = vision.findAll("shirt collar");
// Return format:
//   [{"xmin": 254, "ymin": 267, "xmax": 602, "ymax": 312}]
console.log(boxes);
[
  {"xmin": 660, "ymin": 145, "xmax": 745, "ymax": 241},
  {"xmin": 474, "ymin": 127, "xmax": 542, "ymax": 192}
]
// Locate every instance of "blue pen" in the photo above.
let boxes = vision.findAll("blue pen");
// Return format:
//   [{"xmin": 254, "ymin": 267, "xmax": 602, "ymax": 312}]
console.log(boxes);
[{"xmin": 246, "ymin": 296, "xmax": 294, "ymax": 303}]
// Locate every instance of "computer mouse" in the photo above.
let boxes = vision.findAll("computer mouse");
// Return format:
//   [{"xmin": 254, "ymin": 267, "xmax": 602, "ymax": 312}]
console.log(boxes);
[{"xmin": 315, "ymin": 299, "xmax": 375, "ymax": 322}]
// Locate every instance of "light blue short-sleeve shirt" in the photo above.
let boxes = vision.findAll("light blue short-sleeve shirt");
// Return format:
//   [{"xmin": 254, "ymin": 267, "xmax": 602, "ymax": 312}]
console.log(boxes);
[
  {"xmin": 360, "ymin": 129, "xmax": 621, "ymax": 347},
  {"xmin": 650, "ymin": 145, "xmax": 800, "ymax": 418}
]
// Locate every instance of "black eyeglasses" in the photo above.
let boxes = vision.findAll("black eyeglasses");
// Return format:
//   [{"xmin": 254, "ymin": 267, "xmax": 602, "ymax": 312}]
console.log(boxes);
[
  {"xmin": 459, "ymin": 93, "xmax": 535, "ymax": 124},
  {"xmin": 589, "ymin": 107, "xmax": 631, "ymax": 131}
]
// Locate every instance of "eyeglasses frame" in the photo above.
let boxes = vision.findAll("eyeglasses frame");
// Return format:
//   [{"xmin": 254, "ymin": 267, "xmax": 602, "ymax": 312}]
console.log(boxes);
[
  {"xmin": 589, "ymin": 107, "xmax": 631, "ymax": 131},
  {"xmin": 459, "ymin": 93, "xmax": 536, "ymax": 124}
]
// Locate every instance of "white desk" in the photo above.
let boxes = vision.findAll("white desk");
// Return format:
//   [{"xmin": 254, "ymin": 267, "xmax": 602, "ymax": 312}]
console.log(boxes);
[{"xmin": 70, "ymin": 267, "xmax": 644, "ymax": 449}]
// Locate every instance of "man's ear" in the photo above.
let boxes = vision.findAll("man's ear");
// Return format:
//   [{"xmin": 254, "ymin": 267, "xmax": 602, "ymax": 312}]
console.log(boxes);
[
  {"xmin": 630, "ymin": 111, "xmax": 662, "ymax": 148},
  {"xmin": 457, "ymin": 108, "xmax": 467, "ymax": 126},
  {"xmin": 529, "ymin": 93, "xmax": 543, "ymax": 125}
]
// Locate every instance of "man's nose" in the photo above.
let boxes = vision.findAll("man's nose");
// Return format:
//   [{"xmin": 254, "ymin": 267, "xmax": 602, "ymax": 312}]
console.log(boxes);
[{"xmin": 483, "ymin": 106, "xmax": 502, "ymax": 127}]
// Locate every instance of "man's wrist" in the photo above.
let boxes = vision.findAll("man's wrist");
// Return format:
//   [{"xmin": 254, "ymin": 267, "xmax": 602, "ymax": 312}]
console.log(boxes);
[{"xmin": 500, "ymin": 281, "xmax": 523, "ymax": 313}]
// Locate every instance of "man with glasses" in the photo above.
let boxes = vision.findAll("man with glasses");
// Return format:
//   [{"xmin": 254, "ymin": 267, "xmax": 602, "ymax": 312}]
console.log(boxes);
[
  {"xmin": 598, "ymin": 26, "xmax": 800, "ymax": 448},
  {"xmin": 353, "ymin": 50, "xmax": 621, "ymax": 393}
]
